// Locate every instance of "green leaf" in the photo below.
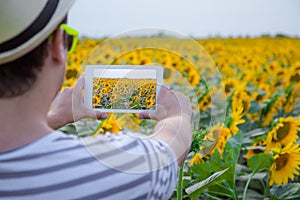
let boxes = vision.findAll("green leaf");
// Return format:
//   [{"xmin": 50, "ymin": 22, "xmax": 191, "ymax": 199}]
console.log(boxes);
[
  {"xmin": 223, "ymin": 132, "xmax": 243, "ymax": 199},
  {"xmin": 186, "ymin": 168, "xmax": 229, "ymax": 199},
  {"xmin": 270, "ymin": 183, "xmax": 300, "ymax": 200},
  {"xmin": 189, "ymin": 161, "xmax": 211, "ymax": 181},
  {"xmin": 225, "ymin": 131, "xmax": 243, "ymax": 165},
  {"xmin": 248, "ymin": 100, "xmax": 262, "ymax": 114},
  {"xmin": 244, "ymin": 128, "xmax": 268, "ymax": 138},
  {"xmin": 59, "ymin": 124, "xmax": 77, "ymax": 135},
  {"xmin": 190, "ymin": 129, "xmax": 207, "ymax": 153},
  {"xmin": 247, "ymin": 153, "xmax": 273, "ymax": 173}
]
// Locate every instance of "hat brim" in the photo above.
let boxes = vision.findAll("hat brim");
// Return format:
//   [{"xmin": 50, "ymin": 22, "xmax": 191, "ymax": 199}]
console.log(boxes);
[{"xmin": 0, "ymin": 0, "xmax": 75, "ymax": 64}]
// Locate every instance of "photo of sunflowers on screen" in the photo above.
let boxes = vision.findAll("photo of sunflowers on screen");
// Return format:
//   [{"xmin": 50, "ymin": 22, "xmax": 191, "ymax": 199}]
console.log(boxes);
[{"xmin": 92, "ymin": 78, "xmax": 156, "ymax": 110}]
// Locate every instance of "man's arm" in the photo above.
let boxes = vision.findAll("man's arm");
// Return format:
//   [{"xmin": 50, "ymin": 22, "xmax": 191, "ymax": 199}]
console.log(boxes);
[
  {"xmin": 47, "ymin": 76, "xmax": 108, "ymax": 130},
  {"xmin": 139, "ymin": 86, "xmax": 192, "ymax": 165},
  {"xmin": 152, "ymin": 115, "xmax": 192, "ymax": 165}
]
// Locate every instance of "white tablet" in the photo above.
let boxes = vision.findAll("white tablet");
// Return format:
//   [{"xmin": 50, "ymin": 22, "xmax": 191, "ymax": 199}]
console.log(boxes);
[{"xmin": 84, "ymin": 65, "xmax": 163, "ymax": 113}]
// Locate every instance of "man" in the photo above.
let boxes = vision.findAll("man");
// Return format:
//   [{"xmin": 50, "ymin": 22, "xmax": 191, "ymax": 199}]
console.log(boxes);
[{"xmin": 0, "ymin": 0, "xmax": 192, "ymax": 199}]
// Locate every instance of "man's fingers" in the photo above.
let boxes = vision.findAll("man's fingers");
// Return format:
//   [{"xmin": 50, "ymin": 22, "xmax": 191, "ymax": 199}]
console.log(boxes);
[
  {"xmin": 72, "ymin": 75, "xmax": 85, "ymax": 108},
  {"xmin": 139, "ymin": 111, "xmax": 151, "ymax": 119},
  {"xmin": 73, "ymin": 74, "xmax": 84, "ymax": 106},
  {"xmin": 73, "ymin": 75, "xmax": 84, "ymax": 97},
  {"xmin": 72, "ymin": 74, "xmax": 109, "ymax": 121},
  {"xmin": 82, "ymin": 109, "xmax": 108, "ymax": 120},
  {"xmin": 96, "ymin": 112, "xmax": 109, "ymax": 119},
  {"xmin": 162, "ymin": 84, "xmax": 171, "ymax": 89}
]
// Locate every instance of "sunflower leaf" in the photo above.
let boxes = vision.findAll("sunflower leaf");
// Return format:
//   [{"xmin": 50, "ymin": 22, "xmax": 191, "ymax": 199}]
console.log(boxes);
[
  {"xmin": 270, "ymin": 183, "xmax": 300, "ymax": 200},
  {"xmin": 247, "ymin": 153, "xmax": 273, "ymax": 173},
  {"xmin": 248, "ymin": 100, "xmax": 262, "ymax": 114},
  {"xmin": 186, "ymin": 168, "xmax": 229, "ymax": 199}
]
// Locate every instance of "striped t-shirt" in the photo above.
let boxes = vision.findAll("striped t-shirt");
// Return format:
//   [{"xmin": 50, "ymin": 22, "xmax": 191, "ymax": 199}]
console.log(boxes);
[{"xmin": 0, "ymin": 131, "xmax": 178, "ymax": 200}]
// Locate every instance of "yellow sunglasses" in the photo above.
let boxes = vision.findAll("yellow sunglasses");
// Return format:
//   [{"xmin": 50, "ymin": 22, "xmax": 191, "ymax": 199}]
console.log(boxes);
[
  {"xmin": 60, "ymin": 24, "xmax": 79, "ymax": 54},
  {"xmin": 49, "ymin": 24, "xmax": 79, "ymax": 54}
]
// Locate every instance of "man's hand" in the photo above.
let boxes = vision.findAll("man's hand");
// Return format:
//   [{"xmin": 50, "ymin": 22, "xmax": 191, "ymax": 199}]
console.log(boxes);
[
  {"xmin": 47, "ymin": 75, "xmax": 108, "ymax": 130},
  {"xmin": 139, "ymin": 85, "xmax": 192, "ymax": 121},
  {"xmin": 139, "ymin": 85, "xmax": 193, "ymax": 165}
]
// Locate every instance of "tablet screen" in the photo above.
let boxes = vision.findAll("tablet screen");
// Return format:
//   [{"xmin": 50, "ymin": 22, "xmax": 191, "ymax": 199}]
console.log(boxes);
[{"xmin": 84, "ymin": 65, "xmax": 163, "ymax": 113}]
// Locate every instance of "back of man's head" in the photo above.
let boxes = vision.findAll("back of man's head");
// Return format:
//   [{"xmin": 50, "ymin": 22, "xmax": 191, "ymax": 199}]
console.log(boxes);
[{"xmin": 0, "ymin": 0, "xmax": 74, "ymax": 98}]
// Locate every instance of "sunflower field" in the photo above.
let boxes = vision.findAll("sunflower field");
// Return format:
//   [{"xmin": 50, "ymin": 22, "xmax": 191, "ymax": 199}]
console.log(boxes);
[
  {"xmin": 61, "ymin": 36, "xmax": 300, "ymax": 200},
  {"xmin": 92, "ymin": 78, "xmax": 157, "ymax": 110}
]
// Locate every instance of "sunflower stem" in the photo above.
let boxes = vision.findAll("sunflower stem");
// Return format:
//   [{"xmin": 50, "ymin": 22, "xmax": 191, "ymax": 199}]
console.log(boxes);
[
  {"xmin": 264, "ymin": 172, "xmax": 270, "ymax": 197},
  {"xmin": 242, "ymin": 173, "xmax": 254, "ymax": 200},
  {"xmin": 177, "ymin": 164, "xmax": 184, "ymax": 200}
]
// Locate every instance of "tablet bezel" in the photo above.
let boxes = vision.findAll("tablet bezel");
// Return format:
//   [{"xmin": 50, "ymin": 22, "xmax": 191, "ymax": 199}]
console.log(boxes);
[{"xmin": 84, "ymin": 65, "xmax": 163, "ymax": 113}]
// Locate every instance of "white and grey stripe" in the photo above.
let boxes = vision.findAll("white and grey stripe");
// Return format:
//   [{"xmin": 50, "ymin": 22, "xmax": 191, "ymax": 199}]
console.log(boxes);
[{"xmin": 0, "ymin": 131, "xmax": 178, "ymax": 200}]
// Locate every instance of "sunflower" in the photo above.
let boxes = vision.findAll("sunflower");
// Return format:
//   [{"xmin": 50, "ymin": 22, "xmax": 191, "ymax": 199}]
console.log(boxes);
[
  {"xmin": 252, "ymin": 71, "xmax": 269, "ymax": 87},
  {"xmin": 161, "ymin": 54, "xmax": 172, "ymax": 67},
  {"xmin": 288, "ymin": 62, "xmax": 300, "ymax": 83},
  {"xmin": 266, "ymin": 116, "xmax": 299, "ymax": 151},
  {"xmin": 65, "ymin": 69, "xmax": 78, "ymax": 80},
  {"xmin": 111, "ymin": 91, "xmax": 120, "ymax": 100},
  {"xmin": 246, "ymin": 112, "xmax": 260, "ymax": 121},
  {"xmin": 269, "ymin": 142, "xmax": 300, "ymax": 186},
  {"xmin": 93, "ymin": 84, "xmax": 100, "ymax": 93},
  {"xmin": 198, "ymin": 92, "xmax": 211, "ymax": 111},
  {"xmin": 264, "ymin": 61, "xmax": 281, "ymax": 75},
  {"xmin": 145, "ymin": 93, "xmax": 155, "ymax": 105},
  {"xmin": 284, "ymin": 86, "xmax": 298, "ymax": 114},
  {"xmin": 261, "ymin": 95, "xmax": 285, "ymax": 127},
  {"xmin": 163, "ymin": 67, "xmax": 176, "ymax": 84},
  {"xmin": 93, "ymin": 114, "xmax": 124, "ymax": 136},
  {"xmin": 205, "ymin": 125, "xmax": 231, "ymax": 158},
  {"xmin": 146, "ymin": 101, "xmax": 154, "ymax": 109},
  {"xmin": 231, "ymin": 88, "xmax": 251, "ymax": 115},
  {"xmin": 244, "ymin": 139, "xmax": 266, "ymax": 160},
  {"xmin": 131, "ymin": 95, "xmax": 139, "ymax": 104},
  {"xmin": 230, "ymin": 105, "xmax": 246, "ymax": 135},
  {"xmin": 251, "ymin": 90, "xmax": 264, "ymax": 104},
  {"xmin": 92, "ymin": 95, "xmax": 101, "ymax": 108},
  {"xmin": 223, "ymin": 78, "xmax": 239, "ymax": 96},
  {"xmin": 149, "ymin": 82, "xmax": 156, "ymax": 89},
  {"xmin": 272, "ymin": 68, "xmax": 289, "ymax": 89},
  {"xmin": 188, "ymin": 69, "xmax": 201, "ymax": 87},
  {"xmin": 289, "ymin": 71, "xmax": 300, "ymax": 83},
  {"xmin": 189, "ymin": 152, "xmax": 206, "ymax": 165},
  {"xmin": 101, "ymin": 87, "xmax": 109, "ymax": 95},
  {"xmin": 258, "ymin": 83, "xmax": 271, "ymax": 99}
]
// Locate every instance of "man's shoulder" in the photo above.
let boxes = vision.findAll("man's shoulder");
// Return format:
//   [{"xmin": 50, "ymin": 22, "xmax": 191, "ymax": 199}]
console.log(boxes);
[{"xmin": 0, "ymin": 130, "xmax": 178, "ymax": 200}]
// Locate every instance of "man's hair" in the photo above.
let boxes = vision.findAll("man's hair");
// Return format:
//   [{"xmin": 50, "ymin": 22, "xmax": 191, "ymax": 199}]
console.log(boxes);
[
  {"xmin": 0, "ymin": 40, "xmax": 49, "ymax": 98},
  {"xmin": 0, "ymin": 16, "xmax": 68, "ymax": 98}
]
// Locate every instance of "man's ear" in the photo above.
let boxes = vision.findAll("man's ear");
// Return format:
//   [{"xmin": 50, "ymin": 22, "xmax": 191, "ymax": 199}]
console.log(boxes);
[{"xmin": 49, "ymin": 28, "xmax": 66, "ymax": 64}]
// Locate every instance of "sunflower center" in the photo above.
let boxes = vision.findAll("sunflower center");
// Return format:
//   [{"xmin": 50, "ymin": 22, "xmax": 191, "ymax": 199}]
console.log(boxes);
[
  {"xmin": 66, "ymin": 69, "xmax": 77, "ymax": 79},
  {"xmin": 274, "ymin": 122, "xmax": 290, "ymax": 142},
  {"xmin": 290, "ymin": 73, "xmax": 300, "ymax": 82},
  {"xmin": 225, "ymin": 83, "xmax": 234, "ymax": 93},
  {"xmin": 242, "ymin": 100, "xmax": 249, "ymax": 113},
  {"xmin": 256, "ymin": 94, "xmax": 263, "ymax": 101},
  {"xmin": 275, "ymin": 153, "xmax": 289, "ymax": 171}
]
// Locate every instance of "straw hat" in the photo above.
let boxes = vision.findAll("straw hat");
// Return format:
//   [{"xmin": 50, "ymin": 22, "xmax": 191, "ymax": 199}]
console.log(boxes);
[{"xmin": 0, "ymin": 0, "xmax": 75, "ymax": 64}]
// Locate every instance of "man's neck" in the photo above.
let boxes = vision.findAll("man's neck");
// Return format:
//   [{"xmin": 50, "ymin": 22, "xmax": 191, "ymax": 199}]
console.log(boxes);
[{"xmin": 0, "ymin": 93, "xmax": 53, "ymax": 153}]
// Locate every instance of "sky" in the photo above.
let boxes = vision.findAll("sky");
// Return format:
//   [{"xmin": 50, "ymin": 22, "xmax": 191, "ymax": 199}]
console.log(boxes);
[{"xmin": 69, "ymin": 0, "xmax": 300, "ymax": 38}]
